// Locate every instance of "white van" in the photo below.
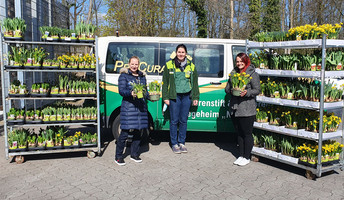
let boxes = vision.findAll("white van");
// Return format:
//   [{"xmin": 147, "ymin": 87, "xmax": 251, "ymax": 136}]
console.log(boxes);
[{"xmin": 97, "ymin": 36, "xmax": 246, "ymax": 139}]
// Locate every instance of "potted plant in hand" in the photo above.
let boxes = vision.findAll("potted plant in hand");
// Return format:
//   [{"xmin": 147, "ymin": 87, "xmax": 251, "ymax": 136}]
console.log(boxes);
[
  {"xmin": 131, "ymin": 82, "xmax": 146, "ymax": 99},
  {"xmin": 230, "ymin": 72, "xmax": 252, "ymax": 96},
  {"xmin": 148, "ymin": 80, "xmax": 161, "ymax": 101}
]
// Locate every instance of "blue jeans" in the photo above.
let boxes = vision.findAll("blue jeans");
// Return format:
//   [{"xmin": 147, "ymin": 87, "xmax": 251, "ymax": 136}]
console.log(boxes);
[
  {"xmin": 169, "ymin": 93, "xmax": 191, "ymax": 146},
  {"xmin": 115, "ymin": 129, "xmax": 141, "ymax": 159}
]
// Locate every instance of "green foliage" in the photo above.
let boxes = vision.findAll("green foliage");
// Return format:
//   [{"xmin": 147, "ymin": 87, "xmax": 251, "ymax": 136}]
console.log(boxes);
[
  {"xmin": 248, "ymin": 0, "xmax": 262, "ymax": 38},
  {"xmin": 183, "ymin": 0, "xmax": 208, "ymax": 38},
  {"xmin": 262, "ymin": 0, "xmax": 281, "ymax": 32}
]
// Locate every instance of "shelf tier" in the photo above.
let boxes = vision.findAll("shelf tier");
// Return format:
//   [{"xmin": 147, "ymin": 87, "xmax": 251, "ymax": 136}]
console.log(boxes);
[
  {"xmin": 256, "ymin": 96, "xmax": 343, "ymax": 110},
  {"xmin": 255, "ymin": 69, "xmax": 344, "ymax": 78},
  {"xmin": 3, "ymin": 40, "xmax": 95, "ymax": 46},
  {"xmin": 5, "ymin": 67, "xmax": 96, "ymax": 73},
  {"xmin": 247, "ymin": 39, "xmax": 344, "ymax": 49},
  {"xmin": 6, "ymin": 96, "xmax": 96, "ymax": 100},
  {"xmin": 254, "ymin": 122, "xmax": 343, "ymax": 141},
  {"xmin": 251, "ymin": 147, "xmax": 343, "ymax": 175},
  {"xmin": 7, "ymin": 122, "xmax": 97, "ymax": 127},
  {"xmin": 8, "ymin": 146, "xmax": 98, "ymax": 157}
]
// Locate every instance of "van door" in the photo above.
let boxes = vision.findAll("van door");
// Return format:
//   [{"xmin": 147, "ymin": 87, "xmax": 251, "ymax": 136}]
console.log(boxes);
[{"xmin": 159, "ymin": 43, "xmax": 232, "ymax": 132}]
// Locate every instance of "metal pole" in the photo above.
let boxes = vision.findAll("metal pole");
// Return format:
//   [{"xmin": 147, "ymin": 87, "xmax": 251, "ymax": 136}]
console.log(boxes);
[
  {"xmin": 316, "ymin": 34, "xmax": 327, "ymax": 177},
  {"xmin": 1, "ymin": 32, "xmax": 9, "ymax": 159},
  {"xmin": 95, "ymin": 36, "xmax": 101, "ymax": 154}
]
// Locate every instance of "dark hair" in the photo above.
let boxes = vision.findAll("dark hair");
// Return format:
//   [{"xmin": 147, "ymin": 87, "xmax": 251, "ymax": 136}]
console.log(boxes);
[
  {"xmin": 176, "ymin": 44, "xmax": 187, "ymax": 53},
  {"xmin": 236, "ymin": 53, "xmax": 251, "ymax": 68}
]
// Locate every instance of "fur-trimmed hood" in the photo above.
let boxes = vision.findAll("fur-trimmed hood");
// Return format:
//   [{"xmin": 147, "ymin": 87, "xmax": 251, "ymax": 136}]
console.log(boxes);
[{"xmin": 119, "ymin": 67, "xmax": 147, "ymax": 76}]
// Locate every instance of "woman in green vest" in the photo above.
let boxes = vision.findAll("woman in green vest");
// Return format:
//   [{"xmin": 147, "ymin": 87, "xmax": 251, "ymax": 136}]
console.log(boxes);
[{"xmin": 162, "ymin": 44, "xmax": 200, "ymax": 154}]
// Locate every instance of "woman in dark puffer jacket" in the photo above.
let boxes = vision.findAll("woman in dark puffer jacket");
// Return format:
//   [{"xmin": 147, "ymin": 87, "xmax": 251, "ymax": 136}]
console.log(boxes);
[{"xmin": 115, "ymin": 56, "xmax": 149, "ymax": 166}]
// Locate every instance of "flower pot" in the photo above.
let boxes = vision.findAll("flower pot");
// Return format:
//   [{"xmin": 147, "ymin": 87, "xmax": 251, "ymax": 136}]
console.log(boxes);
[
  {"xmin": 232, "ymin": 88, "xmax": 242, "ymax": 97},
  {"xmin": 149, "ymin": 94, "xmax": 160, "ymax": 101},
  {"xmin": 311, "ymin": 64, "xmax": 316, "ymax": 71},
  {"xmin": 336, "ymin": 63, "xmax": 342, "ymax": 70},
  {"xmin": 137, "ymin": 91, "xmax": 144, "ymax": 99}
]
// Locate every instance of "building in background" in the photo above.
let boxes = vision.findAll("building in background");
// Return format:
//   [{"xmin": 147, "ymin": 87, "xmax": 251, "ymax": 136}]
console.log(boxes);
[{"xmin": 0, "ymin": 0, "xmax": 69, "ymax": 112}]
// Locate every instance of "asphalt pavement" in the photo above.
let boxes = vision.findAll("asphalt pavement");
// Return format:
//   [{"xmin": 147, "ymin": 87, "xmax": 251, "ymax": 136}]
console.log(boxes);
[{"xmin": 0, "ymin": 128, "xmax": 343, "ymax": 200}]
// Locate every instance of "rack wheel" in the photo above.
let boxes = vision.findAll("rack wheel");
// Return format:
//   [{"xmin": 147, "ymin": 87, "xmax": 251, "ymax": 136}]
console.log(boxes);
[
  {"xmin": 15, "ymin": 156, "xmax": 25, "ymax": 164},
  {"xmin": 87, "ymin": 151, "xmax": 96, "ymax": 159},
  {"xmin": 251, "ymin": 155, "xmax": 259, "ymax": 162},
  {"xmin": 305, "ymin": 170, "xmax": 316, "ymax": 180}
]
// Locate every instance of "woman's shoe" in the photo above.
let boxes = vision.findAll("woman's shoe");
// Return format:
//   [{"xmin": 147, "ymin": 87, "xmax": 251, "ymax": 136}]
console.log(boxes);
[
  {"xmin": 237, "ymin": 158, "xmax": 250, "ymax": 166},
  {"xmin": 233, "ymin": 157, "xmax": 244, "ymax": 165}
]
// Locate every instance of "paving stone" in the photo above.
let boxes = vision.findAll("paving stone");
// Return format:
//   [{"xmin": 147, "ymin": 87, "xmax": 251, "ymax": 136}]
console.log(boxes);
[{"xmin": 0, "ymin": 134, "xmax": 343, "ymax": 200}]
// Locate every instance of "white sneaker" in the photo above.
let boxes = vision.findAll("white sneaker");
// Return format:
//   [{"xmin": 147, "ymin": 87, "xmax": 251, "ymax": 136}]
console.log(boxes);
[
  {"xmin": 233, "ymin": 157, "xmax": 244, "ymax": 165},
  {"xmin": 238, "ymin": 158, "xmax": 250, "ymax": 166}
]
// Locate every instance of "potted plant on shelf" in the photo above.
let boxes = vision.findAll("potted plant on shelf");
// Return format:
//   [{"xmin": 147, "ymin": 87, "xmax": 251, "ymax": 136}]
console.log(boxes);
[
  {"xmin": 148, "ymin": 80, "xmax": 161, "ymax": 101},
  {"xmin": 45, "ymin": 129, "xmax": 55, "ymax": 148},
  {"xmin": 41, "ymin": 83, "xmax": 50, "ymax": 96},
  {"xmin": 76, "ymin": 21, "xmax": 87, "ymax": 41},
  {"xmin": 58, "ymin": 75, "xmax": 69, "ymax": 95},
  {"xmin": 49, "ymin": 107, "xmax": 57, "ymax": 122},
  {"xmin": 56, "ymin": 127, "xmax": 67, "ymax": 148},
  {"xmin": 36, "ymin": 133, "xmax": 45, "ymax": 149},
  {"xmin": 39, "ymin": 26, "xmax": 49, "ymax": 41},
  {"xmin": 58, "ymin": 55, "xmax": 70, "ymax": 69},
  {"xmin": 34, "ymin": 109, "xmax": 42, "ymax": 123},
  {"xmin": 63, "ymin": 136, "xmax": 73, "ymax": 147},
  {"xmin": 1, "ymin": 18, "xmax": 14, "ymax": 38},
  {"xmin": 25, "ymin": 110, "xmax": 34, "ymax": 123},
  {"xmin": 72, "ymin": 132, "xmax": 80, "ymax": 147},
  {"xmin": 32, "ymin": 47, "xmax": 46, "ymax": 68},
  {"xmin": 71, "ymin": 108, "xmax": 77, "ymax": 121},
  {"xmin": 19, "ymin": 84, "xmax": 28, "ymax": 96},
  {"xmin": 63, "ymin": 108, "xmax": 71, "ymax": 121},
  {"xmin": 42, "ymin": 107, "xmax": 50, "ymax": 123},
  {"xmin": 12, "ymin": 17, "xmax": 26, "ymax": 39},
  {"xmin": 78, "ymin": 55, "xmax": 85, "ymax": 69},
  {"xmin": 31, "ymin": 83, "xmax": 40, "ymax": 96},
  {"xmin": 8, "ymin": 130, "xmax": 18, "ymax": 150},
  {"xmin": 27, "ymin": 134, "xmax": 37, "ymax": 149},
  {"xmin": 86, "ymin": 23, "xmax": 96, "ymax": 42},
  {"xmin": 9, "ymin": 80, "xmax": 20, "ymax": 96},
  {"xmin": 16, "ymin": 110, "xmax": 25, "ymax": 124},
  {"xmin": 56, "ymin": 108, "xmax": 63, "ymax": 121},
  {"xmin": 51, "ymin": 85, "xmax": 59, "ymax": 96},
  {"xmin": 17, "ymin": 129, "xmax": 28, "ymax": 150},
  {"xmin": 91, "ymin": 54, "xmax": 97, "ymax": 69},
  {"xmin": 7, "ymin": 108, "xmax": 17, "ymax": 124},
  {"xmin": 10, "ymin": 46, "xmax": 25, "ymax": 67},
  {"xmin": 69, "ymin": 55, "xmax": 78, "ymax": 69}
]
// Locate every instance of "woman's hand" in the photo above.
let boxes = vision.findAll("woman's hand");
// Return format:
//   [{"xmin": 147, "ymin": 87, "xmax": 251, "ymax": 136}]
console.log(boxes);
[
  {"xmin": 164, "ymin": 100, "xmax": 170, "ymax": 106},
  {"xmin": 131, "ymin": 91, "xmax": 137, "ymax": 98},
  {"xmin": 192, "ymin": 100, "xmax": 198, "ymax": 106},
  {"xmin": 240, "ymin": 90, "xmax": 247, "ymax": 97}
]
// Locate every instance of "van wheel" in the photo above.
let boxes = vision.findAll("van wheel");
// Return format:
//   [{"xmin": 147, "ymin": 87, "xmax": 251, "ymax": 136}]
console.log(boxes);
[{"xmin": 112, "ymin": 115, "xmax": 121, "ymax": 141}]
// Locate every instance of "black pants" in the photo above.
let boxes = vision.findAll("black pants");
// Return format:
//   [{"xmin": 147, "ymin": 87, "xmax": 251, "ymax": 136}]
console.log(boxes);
[
  {"xmin": 115, "ymin": 129, "xmax": 141, "ymax": 159},
  {"xmin": 231, "ymin": 115, "xmax": 255, "ymax": 159}
]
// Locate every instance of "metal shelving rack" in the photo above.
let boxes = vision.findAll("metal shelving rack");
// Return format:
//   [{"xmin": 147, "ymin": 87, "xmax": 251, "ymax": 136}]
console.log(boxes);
[
  {"xmin": 246, "ymin": 36, "xmax": 344, "ymax": 178},
  {"xmin": 0, "ymin": 36, "xmax": 101, "ymax": 162}
]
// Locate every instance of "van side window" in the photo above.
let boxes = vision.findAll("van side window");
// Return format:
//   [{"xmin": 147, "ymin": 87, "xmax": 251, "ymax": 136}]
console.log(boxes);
[
  {"xmin": 105, "ymin": 42, "xmax": 158, "ymax": 74},
  {"xmin": 160, "ymin": 43, "xmax": 224, "ymax": 78},
  {"xmin": 232, "ymin": 46, "xmax": 246, "ymax": 66}
]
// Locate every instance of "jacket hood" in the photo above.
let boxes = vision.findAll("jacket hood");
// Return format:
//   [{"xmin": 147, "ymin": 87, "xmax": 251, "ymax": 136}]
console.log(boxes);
[{"xmin": 119, "ymin": 67, "xmax": 147, "ymax": 76}]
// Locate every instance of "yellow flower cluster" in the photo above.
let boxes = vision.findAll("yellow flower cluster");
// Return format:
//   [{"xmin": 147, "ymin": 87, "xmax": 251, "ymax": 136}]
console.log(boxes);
[
  {"xmin": 287, "ymin": 22, "xmax": 343, "ymax": 40},
  {"xmin": 148, "ymin": 80, "xmax": 161, "ymax": 95},
  {"xmin": 230, "ymin": 72, "xmax": 252, "ymax": 90}
]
